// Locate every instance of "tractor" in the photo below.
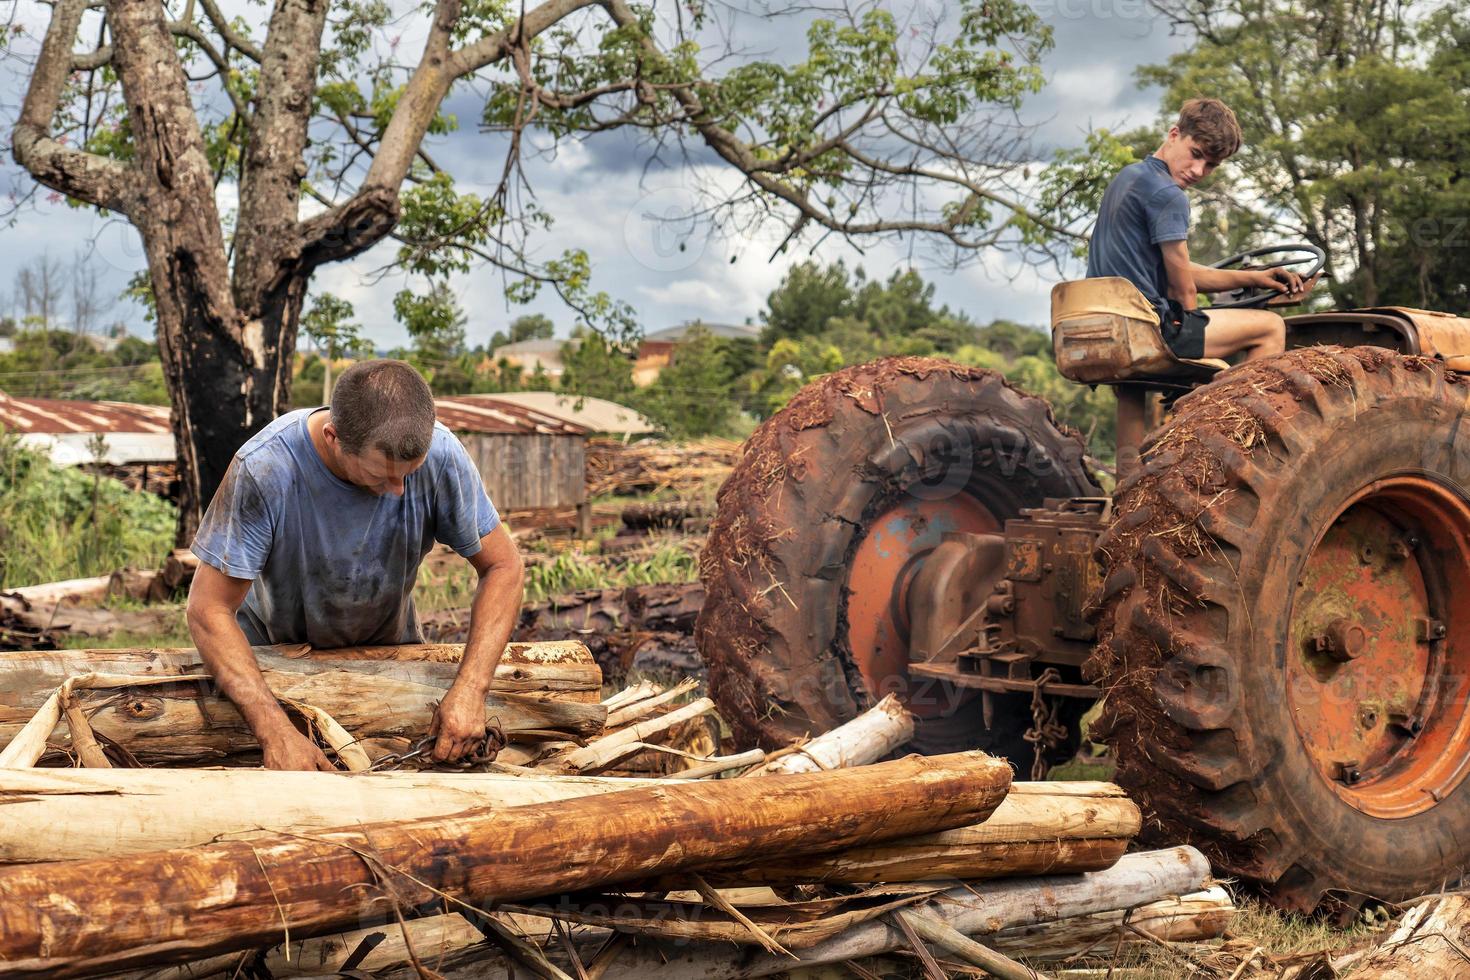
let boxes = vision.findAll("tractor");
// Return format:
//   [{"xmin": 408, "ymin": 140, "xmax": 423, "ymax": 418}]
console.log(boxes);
[{"xmin": 697, "ymin": 244, "xmax": 1470, "ymax": 915}]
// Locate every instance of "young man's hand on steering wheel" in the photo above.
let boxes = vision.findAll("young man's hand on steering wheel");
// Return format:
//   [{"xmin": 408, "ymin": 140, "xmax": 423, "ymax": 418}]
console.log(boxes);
[
  {"xmin": 1253, "ymin": 267, "xmax": 1321, "ymax": 305},
  {"xmin": 1251, "ymin": 266, "xmax": 1304, "ymax": 294}
]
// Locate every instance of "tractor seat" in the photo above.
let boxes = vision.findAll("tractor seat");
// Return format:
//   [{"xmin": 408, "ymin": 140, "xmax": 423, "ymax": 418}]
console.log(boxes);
[{"xmin": 1051, "ymin": 278, "xmax": 1229, "ymax": 386}]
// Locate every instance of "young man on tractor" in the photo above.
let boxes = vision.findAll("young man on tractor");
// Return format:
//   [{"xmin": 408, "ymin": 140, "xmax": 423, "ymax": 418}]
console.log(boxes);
[{"xmin": 1087, "ymin": 97, "xmax": 1318, "ymax": 363}]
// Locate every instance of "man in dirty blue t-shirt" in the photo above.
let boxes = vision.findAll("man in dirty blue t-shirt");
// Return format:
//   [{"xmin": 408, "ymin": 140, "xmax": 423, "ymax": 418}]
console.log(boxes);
[
  {"xmin": 1087, "ymin": 98, "xmax": 1316, "ymax": 362},
  {"xmin": 188, "ymin": 360, "xmax": 524, "ymax": 771}
]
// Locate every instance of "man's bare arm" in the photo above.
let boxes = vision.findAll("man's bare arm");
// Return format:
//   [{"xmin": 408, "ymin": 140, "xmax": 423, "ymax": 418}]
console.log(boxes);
[
  {"xmin": 186, "ymin": 564, "xmax": 334, "ymax": 771},
  {"xmin": 1191, "ymin": 260, "xmax": 1311, "ymax": 297},
  {"xmin": 1161, "ymin": 240, "xmax": 1200, "ymax": 309},
  {"xmin": 429, "ymin": 524, "xmax": 526, "ymax": 761}
]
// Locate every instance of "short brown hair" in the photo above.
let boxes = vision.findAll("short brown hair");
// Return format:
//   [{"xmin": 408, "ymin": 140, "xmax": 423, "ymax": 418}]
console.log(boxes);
[
  {"xmin": 329, "ymin": 359, "xmax": 437, "ymax": 460},
  {"xmin": 1177, "ymin": 98, "xmax": 1241, "ymax": 160}
]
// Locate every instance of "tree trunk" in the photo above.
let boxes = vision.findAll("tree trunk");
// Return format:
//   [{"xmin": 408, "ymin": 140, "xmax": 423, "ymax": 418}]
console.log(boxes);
[
  {"xmin": 157, "ymin": 285, "xmax": 302, "ymax": 545},
  {"xmin": 0, "ymin": 751, "xmax": 1014, "ymax": 977}
]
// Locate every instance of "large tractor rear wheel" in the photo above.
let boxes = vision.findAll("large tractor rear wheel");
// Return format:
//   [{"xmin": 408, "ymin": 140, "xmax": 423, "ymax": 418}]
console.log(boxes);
[
  {"xmin": 1091, "ymin": 346, "xmax": 1470, "ymax": 914},
  {"xmin": 698, "ymin": 357, "xmax": 1099, "ymax": 755}
]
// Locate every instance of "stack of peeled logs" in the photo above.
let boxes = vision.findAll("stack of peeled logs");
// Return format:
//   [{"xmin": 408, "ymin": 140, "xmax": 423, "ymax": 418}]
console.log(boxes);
[{"xmin": 0, "ymin": 643, "xmax": 1233, "ymax": 980}]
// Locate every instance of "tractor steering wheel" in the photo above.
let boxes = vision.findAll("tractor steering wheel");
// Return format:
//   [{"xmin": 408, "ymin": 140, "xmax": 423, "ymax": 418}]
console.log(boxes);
[{"xmin": 1206, "ymin": 243, "xmax": 1326, "ymax": 310}]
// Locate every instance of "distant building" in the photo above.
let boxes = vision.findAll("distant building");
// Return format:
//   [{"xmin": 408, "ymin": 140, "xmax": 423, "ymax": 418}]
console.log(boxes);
[
  {"xmin": 435, "ymin": 394, "xmax": 594, "ymax": 535},
  {"xmin": 481, "ymin": 391, "xmax": 654, "ymax": 436},
  {"xmin": 489, "ymin": 337, "xmax": 578, "ymax": 379},
  {"xmin": 634, "ymin": 320, "xmax": 760, "ymax": 386}
]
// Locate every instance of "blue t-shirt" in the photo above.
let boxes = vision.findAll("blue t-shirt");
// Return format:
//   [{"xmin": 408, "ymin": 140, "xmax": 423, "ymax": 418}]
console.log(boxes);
[
  {"xmin": 1086, "ymin": 156, "xmax": 1191, "ymax": 319},
  {"xmin": 191, "ymin": 408, "xmax": 500, "ymax": 648}
]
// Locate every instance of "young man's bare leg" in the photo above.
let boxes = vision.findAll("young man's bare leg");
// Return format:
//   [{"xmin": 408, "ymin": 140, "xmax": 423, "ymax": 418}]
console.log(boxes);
[{"xmin": 1203, "ymin": 308, "xmax": 1286, "ymax": 362}]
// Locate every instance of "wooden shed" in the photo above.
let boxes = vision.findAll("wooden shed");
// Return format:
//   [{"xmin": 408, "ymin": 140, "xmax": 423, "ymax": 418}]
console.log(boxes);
[{"xmin": 435, "ymin": 396, "xmax": 592, "ymax": 534}]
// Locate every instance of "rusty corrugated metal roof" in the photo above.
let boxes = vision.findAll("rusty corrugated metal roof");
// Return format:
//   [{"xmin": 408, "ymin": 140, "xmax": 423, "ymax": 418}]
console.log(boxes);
[
  {"xmin": 0, "ymin": 389, "xmax": 588, "ymax": 439},
  {"xmin": 0, "ymin": 390, "xmax": 171, "ymax": 434},
  {"xmin": 435, "ymin": 395, "xmax": 589, "ymax": 436}
]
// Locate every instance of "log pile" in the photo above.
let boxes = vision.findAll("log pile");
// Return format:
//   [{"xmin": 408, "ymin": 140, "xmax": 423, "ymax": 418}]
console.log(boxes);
[
  {"xmin": 425, "ymin": 581, "xmax": 706, "ymax": 683},
  {"xmin": 0, "ymin": 550, "xmax": 200, "ymax": 649},
  {"xmin": 586, "ymin": 437, "xmax": 739, "ymax": 497},
  {"xmin": 0, "ymin": 661, "xmax": 1241, "ymax": 979}
]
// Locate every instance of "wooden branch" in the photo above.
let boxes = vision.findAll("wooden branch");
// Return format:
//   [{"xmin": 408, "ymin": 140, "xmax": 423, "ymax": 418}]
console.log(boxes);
[
  {"xmin": 197, "ymin": 0, "xmax": 261, "ymax": 60},
  {"xmin": 446, "ymin": 0, "xmax": 601, "ymax": 76},
  {"xmin": 604, "ymin": 678, "xmax": 699, "ymax": 728},
  {"xmin": 0, "ymin": 767, "xmax": 669, "ymax": 861},
  {"xmin": 749, "ymin": 693, "xmax": 913, "ymax": 775},
  {"xmin": 12, "ymin": 0, "xmax": 135, "ymax": 214},
  {"xmin": 897, "ymin": 910, "xmax": 1050, "ymax": 980},
  {"xmin": 553, "ymin": 697, "xmax": 714, "ymax": 773},
  {"xmin": 601, "ymin": 679, "xmax": 662, "ymax": 711},
  {"xmin": 0, "ymin": 751, "xmax": 1014, "ymax": 976},
  {"xmin": 668, "ymin": 748, "xmax": 767, "ymax": 779}
]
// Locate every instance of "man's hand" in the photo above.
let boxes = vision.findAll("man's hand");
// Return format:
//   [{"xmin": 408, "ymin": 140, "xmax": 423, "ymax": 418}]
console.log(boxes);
[
  {"xmin": 261, "ymin": 726, "xmax": 337, "ymax": 771},
  {"xmin": 1258, "ymin": 269, "xmax": 1323, "ymax": 305},
  {"xmin": 429, "ymin": 684, "xmax": 488, "ymax": 762},
  {"xmin": 1253, "ymin": 266, "xmax": 1305, "ymax": 294}
]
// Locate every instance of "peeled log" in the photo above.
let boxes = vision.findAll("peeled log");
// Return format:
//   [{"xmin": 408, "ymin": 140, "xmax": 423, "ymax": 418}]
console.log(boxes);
[
  {"xmin": 0, "ymin": 768, "xmax": 667, "ymax": 861},
  {"xmin": 986, "ymin": 886, "xmax": 1236, "ymax": 961},
  {"xmin": 0, "ymin": 644, "xmax": 603, "ymax": 764},
  {"xmin": 1348, "ymin": 896, "xmax": 1470, "ymax": 979},
  {"xmin": 750, "ymin": 693, "xmax": 914, "ymax": 776},
  {"xmin": 0, "ymin": 640, "xmax": 602, "ymax": 696},
  {"xmin": 0, "ymin": 750, "xmax": 1013, "ymax": 978},
  {"xmin": 0, "ymin": 772, "xmax": 1129, "ymax": 877},
  {"xmin": 681, "ymin": 781, "xmax": 1140, "ymax": 886}
]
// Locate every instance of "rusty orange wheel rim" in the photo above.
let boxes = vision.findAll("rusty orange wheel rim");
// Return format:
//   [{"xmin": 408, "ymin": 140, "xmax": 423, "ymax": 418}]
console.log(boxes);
[
  {"xmin": 846, "ymin": 494, "xmax": 999, "ymax": 718},
  {"xmin": 1287, "ymin": 475, "xmax": 1470, "ymax": 818}
]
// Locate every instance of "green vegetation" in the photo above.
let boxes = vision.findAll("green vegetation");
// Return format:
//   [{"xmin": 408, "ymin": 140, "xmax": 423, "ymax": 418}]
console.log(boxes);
[
  {"xmin": 0, "ymin": 325, "xmax": 168, "ymax": 404},
  {"xmin": 0, "ymin": 433, "xmax": 177, "ymax": 588},
  {"xmin": 414, "ymin": 541, "xmax": 700, "ymax": 612}
]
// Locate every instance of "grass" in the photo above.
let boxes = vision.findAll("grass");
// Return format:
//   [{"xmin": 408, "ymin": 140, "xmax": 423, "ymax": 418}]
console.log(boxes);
[{"xmin": 414, "ymin": 537, "xmax": 700, "ymax": 612}]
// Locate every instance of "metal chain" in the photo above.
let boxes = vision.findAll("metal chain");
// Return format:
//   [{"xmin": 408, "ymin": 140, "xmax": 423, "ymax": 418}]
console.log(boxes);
[
  {"xmin": 1024, "ymin": 668, "xmax": 1068, "ymax": 781},
  {"xmin": 367, "ymin": 720, "xmax": 507, "ymax": 772}
]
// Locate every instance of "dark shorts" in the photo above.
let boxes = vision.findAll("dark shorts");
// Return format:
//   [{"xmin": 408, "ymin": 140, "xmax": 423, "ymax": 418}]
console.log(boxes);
[{"xmin": 1162, "ymin": 300, "xmax": 1209, "ymax": 359}]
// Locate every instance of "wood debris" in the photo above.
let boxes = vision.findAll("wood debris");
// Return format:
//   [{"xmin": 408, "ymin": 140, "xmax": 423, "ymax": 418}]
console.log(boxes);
[{"xmin": 0, "ymin": 662, "xmax": 1243, "ymax": 980}]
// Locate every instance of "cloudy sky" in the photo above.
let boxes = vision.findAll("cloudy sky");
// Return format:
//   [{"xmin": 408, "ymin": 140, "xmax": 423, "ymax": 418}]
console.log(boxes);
[{"xmin": 0, "ymin": 0, "xmax": 1188, "ymax": 349}]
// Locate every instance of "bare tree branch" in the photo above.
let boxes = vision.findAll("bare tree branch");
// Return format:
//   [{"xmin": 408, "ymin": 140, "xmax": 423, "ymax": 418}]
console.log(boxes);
[
  {"xmin": 14, "ymin": 0, "xmax": 136, "ymax": 214},
  {"xmin": 198, "ymin": 0, "xmax": 262, "ymax": 61},
  {"xmin": 595, "ymin": 0, "xmax": 1074, "ymax": 252}
]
